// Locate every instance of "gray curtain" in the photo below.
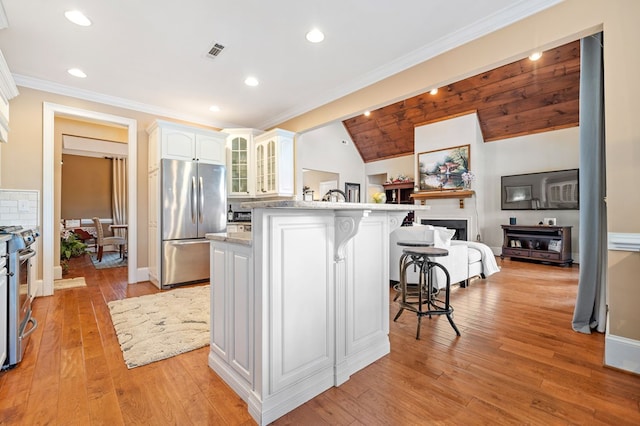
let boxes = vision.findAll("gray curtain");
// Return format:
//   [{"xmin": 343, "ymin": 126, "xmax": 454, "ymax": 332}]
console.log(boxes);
[
  {"xmin": 572, "ymin": 32, "xmax": 607, "ymax": 334},
  {"xmin": 111, "ymin": 157, "xmax": 128, "ymax": 238}
]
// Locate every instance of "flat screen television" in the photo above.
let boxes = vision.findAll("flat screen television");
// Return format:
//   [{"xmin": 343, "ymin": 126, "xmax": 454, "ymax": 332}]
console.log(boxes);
[{"xmin": 501, "ymin": 169, "xmax": 579, "ymax": 210}]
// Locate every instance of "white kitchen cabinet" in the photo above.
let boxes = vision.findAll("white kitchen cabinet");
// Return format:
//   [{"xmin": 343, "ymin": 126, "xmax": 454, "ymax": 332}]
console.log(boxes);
[
  {"xmin": 147, "ymin": 168, "xmax": 160, "ymax": 284},
  {"xmin": 147, "ymin": 120, "xmax": 226, "ymax": 171},
  {"xmin": 223, "ymin": 128, "xmax": 263, "ymax": 198},
  {"xmin": 0, "ymin": 49, "xmax": 19, "ymax": 145},
  {"xmin": 196, "ymin": 133, "xmax": 226, "ymax": 165},
  {"xmin": 207, "ymin": 205, "xmax": 407, "ymax": 425},
  {"xmin": 161, "ymin": 128, "xmax": 194, "ymax": 162},
  {"xmin": 0, "ymin": 237, "xmax": 9, "ymax": 367},
  {"xmin": 253, "ymin": 129, "xmax": 295, "ymax": 197},
  {"xmin": 0, "ymin": 94, "xmax": 9, "ymax": 144},
  {"xmin": 210, "ymin": 241, "xmax": 254, "ymax": 386}
]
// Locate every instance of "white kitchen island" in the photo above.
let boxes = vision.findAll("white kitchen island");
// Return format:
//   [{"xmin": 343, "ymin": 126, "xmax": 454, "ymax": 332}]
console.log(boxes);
[{"xmin": 206, "ymin": 201, "xmax": 427, "ymax": 425}]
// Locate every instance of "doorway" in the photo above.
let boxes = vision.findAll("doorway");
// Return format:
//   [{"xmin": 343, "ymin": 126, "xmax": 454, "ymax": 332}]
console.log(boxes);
[
  {"xmin": 60, "ymin": 134, "xmax": 129, "ymax": 276},
  {"xmin": 42, "ymin": 103, "xmax": 138, "ymax": 295},
  {"xmin": 302, "ymin": 169, "xmax": 339, "ymax": 201}
]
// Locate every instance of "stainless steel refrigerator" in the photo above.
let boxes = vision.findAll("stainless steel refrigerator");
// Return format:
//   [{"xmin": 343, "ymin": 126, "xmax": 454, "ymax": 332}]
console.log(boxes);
[{"xmin": 161, "ymin": 158, "xmax": 226, "ymax": 288}]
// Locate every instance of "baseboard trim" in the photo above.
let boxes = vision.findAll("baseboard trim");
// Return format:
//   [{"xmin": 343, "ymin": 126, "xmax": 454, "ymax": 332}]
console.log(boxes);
[
  {"xmin": 53, "ymin": 265, "xmax": 63, "ymax": 280},
  {"xmin": 136, "ymin": 267, "xmax": 149, "ymax": 283},
  {"xmin": 605, "ymin": 332, "xmax": 640, "ymax": 374}
]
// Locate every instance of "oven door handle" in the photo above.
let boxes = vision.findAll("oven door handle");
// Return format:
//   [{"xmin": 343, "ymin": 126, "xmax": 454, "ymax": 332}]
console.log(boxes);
[
  {"xmin": 21, "ymin": 317, "xmax": 38, "ymax": 340},
  {"xmin": 19, "ymin": 248, "xmax": 36, "ymax": 262}
]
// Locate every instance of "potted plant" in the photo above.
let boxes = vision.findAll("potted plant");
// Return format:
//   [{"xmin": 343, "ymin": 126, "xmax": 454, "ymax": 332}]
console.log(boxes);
[{"xmin": 60, "ymin": 229, "xmax": 87, "ymax": 274}]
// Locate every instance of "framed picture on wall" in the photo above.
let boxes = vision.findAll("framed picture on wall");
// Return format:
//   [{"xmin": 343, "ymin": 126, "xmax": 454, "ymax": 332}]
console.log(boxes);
[
  {"xmin": 417, "ymin": 144, "xmax": 470, "ymax": 191},
  {"xmin": 345, "ymin": 182, "xmax": 360, "ymax": 203}
]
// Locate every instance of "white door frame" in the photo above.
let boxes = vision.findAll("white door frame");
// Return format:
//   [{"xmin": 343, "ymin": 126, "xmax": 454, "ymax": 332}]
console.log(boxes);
[{"xmin": 42, "ymin": 103, "xmax": 138, "ymax": 294}]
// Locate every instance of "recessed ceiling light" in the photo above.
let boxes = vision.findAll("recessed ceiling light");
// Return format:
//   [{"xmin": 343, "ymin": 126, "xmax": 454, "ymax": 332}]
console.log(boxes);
[
  {"xmin": 209, "ymin": 105, "xmax": 220, "ymax": 112},
  {"xmin": 244, "ymin": 76, "xmax": 259, "ymax": 87},
  {"xmin": 67, "ymin": 68, "xmax": 87, "ymax": 78},
  {"xmin": 429, "ymin": 88, "xmax": 438, "ymax": 95},
  {"xmin": 528, "ymin": 51, "xmax": 543, "ymax": 61},
  {"xmin": 364, "ymin": 111, "xmax": 371, "ymax": 117},
  {"xmin": 64, "ymin": 10, "xmax": 92, "ymax": 26},
  {"xmin": 306, "ymin": 28, "xmax": 325, "ymax": 43}
]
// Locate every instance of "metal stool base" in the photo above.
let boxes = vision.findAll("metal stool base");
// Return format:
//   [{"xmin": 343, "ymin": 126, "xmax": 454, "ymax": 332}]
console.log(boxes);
[{"xmin": 395, "ymin": 247, "xmax": 461, "ymax": 339}]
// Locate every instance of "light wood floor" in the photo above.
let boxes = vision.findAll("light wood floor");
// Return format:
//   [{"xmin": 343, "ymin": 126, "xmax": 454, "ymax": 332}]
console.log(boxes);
[{"xmin": 1, "ymin": 253, "xmax": 639, "ymax": 425}]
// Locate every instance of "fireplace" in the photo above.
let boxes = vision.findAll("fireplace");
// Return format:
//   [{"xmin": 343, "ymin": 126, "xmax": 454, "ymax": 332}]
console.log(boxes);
[{"xmin": 420, "ymin": 219, "xmax": 468, "ymax": 241}]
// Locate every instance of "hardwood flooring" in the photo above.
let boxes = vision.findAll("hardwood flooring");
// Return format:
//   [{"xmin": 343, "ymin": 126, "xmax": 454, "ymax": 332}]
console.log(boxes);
[{"xmin": 1, "ymin": 254, "xmax": 639, "ymax": 425}]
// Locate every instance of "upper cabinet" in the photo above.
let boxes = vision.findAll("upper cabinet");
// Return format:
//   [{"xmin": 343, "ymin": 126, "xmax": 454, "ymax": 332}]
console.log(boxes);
[
  {"xmin": 147, "ymin": 120, "xmax": 226, "ymax": 171},
  {"xmin": 254, "ymin": 129, "xmax": 295, "ymax": 197},
  {"xmin": 224, "ymin": 128, "xmax": 295, "ymax": 198},
  {"xmin": 0, "ymin": 50, "xmax": 20, "ymax": 144},
  {"xmin": 147, "ymin": 121, "xmax": 295, "ymax": 198},
  {"xmin": 196, "ymin": 133, "xmax": 227, "ymax": 165},
  {"xmin": 223, "ymin": 128, "xmax": 263, "ymax": 198}
]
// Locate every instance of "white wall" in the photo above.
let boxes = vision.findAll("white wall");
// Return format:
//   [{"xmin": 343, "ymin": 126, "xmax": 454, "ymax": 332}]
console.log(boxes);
[
  {"xmin": 482, "ymin": 127, "xmax": 580, "ymax": 256},
  {"xmin": 296, "ymin": 122, "xmax": 365, "ymax": 199},
  {"xmin": 365, "ymin": 156, "xmax": 415, "ymax": 182},
  {"xmin": 414, "ymin": 113, "xmax": 486, "ymax": 241},
  {"xmin": 364, "ymin": 156, "xmax": 415, "ymax": 203}
]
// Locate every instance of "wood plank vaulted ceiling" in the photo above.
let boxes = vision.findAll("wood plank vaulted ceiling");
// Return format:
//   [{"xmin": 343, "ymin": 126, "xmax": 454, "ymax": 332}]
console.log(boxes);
[{"xmin": 343, "ymin": 40, "xmax": 580, "ymax": 163}]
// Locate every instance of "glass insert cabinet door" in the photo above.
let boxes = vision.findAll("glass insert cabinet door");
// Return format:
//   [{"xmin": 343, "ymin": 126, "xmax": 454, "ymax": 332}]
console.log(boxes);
[
  {"xmin": 255, "ymin": 139, "xmax": 276, "ymax": 194},
  {"xmin": 256, "ymin": 143, "xmax": 265, "ymax": 193},
  {"xmin": 266, "ymin": 139, "xmax": 276, "ymax": 192},
  {"xmin": 230, "ymin": 136, "xmax": 248, "ymax": 193}
]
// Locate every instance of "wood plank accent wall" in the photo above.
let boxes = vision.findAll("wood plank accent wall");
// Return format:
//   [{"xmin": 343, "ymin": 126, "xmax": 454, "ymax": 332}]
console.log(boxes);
[{"xmin": 343, "ymin": 40, "xmax": 580, "ymax": 163}]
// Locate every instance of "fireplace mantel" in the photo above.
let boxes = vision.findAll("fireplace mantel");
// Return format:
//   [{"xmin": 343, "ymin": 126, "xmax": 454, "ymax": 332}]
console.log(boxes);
[{"xmin": 410, "ymin": 190, "xmax": 475, "ymax": 208}]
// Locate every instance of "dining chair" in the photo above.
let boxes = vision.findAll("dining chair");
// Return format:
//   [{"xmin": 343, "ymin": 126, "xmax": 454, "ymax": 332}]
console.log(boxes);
[{"xmin": 92, "ymin": 217, "xmax": 126, "ymax": 262}]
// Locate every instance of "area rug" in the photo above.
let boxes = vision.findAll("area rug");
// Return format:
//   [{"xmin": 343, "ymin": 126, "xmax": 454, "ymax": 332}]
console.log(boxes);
[
  {"xmin": 91, "ymin": 251, "xmax": 127, "ymax": 269},
  {"xmin": 107, "ymin": 285, "xmax": 210, "ymax": 369},
  {"xmin": 54, "ymin": 276, "xmax": 87, "ymax": 290}
]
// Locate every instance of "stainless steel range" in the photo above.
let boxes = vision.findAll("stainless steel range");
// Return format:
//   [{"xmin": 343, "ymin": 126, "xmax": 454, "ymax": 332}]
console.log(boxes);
[{"xmin": 1, "ymin": 225, "xmax": 39, "ymax": 370}]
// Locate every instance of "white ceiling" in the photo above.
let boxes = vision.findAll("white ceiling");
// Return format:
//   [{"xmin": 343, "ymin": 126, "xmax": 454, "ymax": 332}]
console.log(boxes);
[{"xmin": 0, "ymin": 0, "xmax": 561, "ymax": 129}]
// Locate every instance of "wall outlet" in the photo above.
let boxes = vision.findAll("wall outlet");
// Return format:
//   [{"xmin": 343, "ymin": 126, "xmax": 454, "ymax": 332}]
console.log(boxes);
[{"xmin": 543, "ymin": 217, "xmax": 556, "ymax": 226}]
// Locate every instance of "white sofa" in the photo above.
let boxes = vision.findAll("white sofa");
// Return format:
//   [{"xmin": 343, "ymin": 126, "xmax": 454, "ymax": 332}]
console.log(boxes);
[{"xmin": 390, "ymin": 224, "xmax": 499, "ymax": 290}]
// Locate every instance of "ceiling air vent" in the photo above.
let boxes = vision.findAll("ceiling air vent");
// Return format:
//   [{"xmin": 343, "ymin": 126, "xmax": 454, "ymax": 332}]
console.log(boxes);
[{"xmin": 207, "ymin": 43, "xmax": 226, "ymax": 58}]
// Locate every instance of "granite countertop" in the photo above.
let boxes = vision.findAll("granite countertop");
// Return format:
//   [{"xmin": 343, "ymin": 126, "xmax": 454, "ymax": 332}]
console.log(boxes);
[
  {"xmin": 239, "ymin": 200, "xmax": 426, "ymax": 211},
  {"xmin": 206, "ymin": 232, "xmax": 252, "ymax": 246}
]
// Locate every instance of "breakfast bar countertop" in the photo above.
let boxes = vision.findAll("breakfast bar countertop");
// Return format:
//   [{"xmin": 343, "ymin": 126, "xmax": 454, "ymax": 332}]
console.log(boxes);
[
  {"xmin": 239, "ymin": 200, "xmax": 427, "ymax": 211},
  {"xmin": 205, "ymin": 232, "xmax": 252, "ymax": 246}
]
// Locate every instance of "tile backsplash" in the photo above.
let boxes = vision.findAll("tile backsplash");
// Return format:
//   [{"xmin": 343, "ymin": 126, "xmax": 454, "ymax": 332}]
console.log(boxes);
[{"xmin": 0, "ymin": 189, "xmax": 40, "ymax": 228}]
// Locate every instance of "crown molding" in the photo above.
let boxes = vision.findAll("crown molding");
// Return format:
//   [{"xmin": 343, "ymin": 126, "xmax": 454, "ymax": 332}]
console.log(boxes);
[
  {"xmin": 258, "ymin": 0, "xmax": 563, "ymax": 129},
  {"xmin": 12, "ymin": 74, "xmax": 242, "ymax": 129},
  {"xmin": 0, "ymin": 50, "xmax": 18, "ymax": 101}
]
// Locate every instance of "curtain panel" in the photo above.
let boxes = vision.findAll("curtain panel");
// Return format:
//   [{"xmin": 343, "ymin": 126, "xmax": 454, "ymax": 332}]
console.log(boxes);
[
  {"xmin": 112, "ymin": 157, "xmax": 128, "ymax": 238},
  {"xmin": 572, "ymin": 32, "xmax": 607, "ymax": 334}
]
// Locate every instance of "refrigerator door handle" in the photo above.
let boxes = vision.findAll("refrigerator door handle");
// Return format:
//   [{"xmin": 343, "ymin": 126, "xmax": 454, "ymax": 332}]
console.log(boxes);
[
  {"xmin": 168, "ymin": 240, "xmax": 209, "ymax": 246},
  {"xmin": 199, "ymin": 176, "xmax": 204, "ymax": 224},
  {"xmin": 191, "ymin": 176, "xmax": 197, "ymax": 224}
]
